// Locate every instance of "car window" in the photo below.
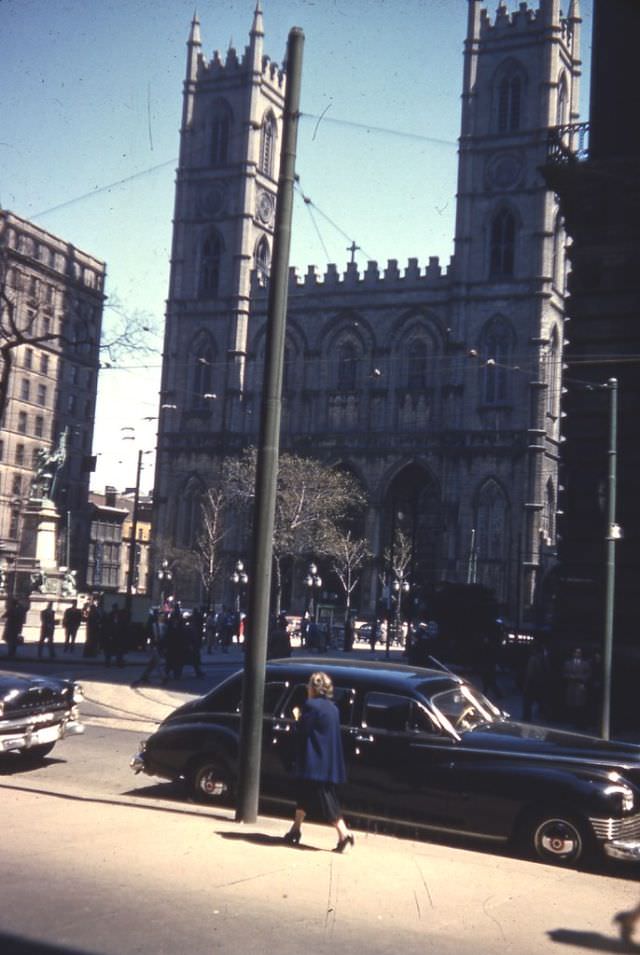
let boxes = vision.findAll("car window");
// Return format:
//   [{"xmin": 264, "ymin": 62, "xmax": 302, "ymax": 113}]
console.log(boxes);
[
  {"xmin": 203, "ymin": 678, "xmax": 286, "ymax": 715},
  {"xmin": 363, "ymin": 692, "xmax": 439, "ymax": 733},
  {"xmin": 278, "ymin": 684, "xmax": 355, "ymax": 726}
]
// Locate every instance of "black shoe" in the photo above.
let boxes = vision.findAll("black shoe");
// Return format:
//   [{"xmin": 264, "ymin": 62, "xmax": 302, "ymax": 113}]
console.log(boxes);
[
  {"xmin": 283, "ymin": 828, "xmax": 301, "ymax": 846},
  {"xmin": 334, "ymin": 834, "xmax": 354, "ymax": 854}
]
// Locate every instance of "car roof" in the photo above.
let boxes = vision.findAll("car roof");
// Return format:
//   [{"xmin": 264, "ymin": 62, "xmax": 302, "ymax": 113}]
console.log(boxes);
[{"xmin": 265, "ymin": 657, "xmax": 462, "ymax": 696}]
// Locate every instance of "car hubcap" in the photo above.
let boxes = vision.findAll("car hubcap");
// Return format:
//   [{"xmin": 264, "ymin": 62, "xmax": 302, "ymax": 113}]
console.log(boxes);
[
  {"xmin": 536, "ymin": 819, "xmax": 581, "ymax": 859},
  {"xmin": 200, "ymin": 771, "xmax": 227, "ymax": 797}
]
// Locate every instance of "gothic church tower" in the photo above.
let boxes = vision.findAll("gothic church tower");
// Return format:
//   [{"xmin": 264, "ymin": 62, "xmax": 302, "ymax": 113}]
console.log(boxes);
[
  {"xmin": 450, "ymin": 0, "xmax": 581, "ymax": 616},
  {"xmin": 155, "ymin": 4, "xmax": 285, "ymax": 545}
]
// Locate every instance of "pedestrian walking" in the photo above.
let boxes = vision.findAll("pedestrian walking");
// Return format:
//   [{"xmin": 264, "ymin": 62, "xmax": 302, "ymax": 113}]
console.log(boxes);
[
  {"xmin": 132, "ymin": 610, "xmax": 166, "ymax": 686},
  {"xmin": 163, "ymin": 604, "xmax": 186, "ymax": 681},
  {"xmin": 63, "ymin": 600, "xmax": 83, "ymax": 652},
  {"xmin": 282, "ymin": 670, "xmax": 354, "ymax": 852},
  {"xmin": 205, "ymin": 609, "xmax": 220, "ymax": 653},
  {"xmin": 102, "ymin": 602, "xmax": 125, "ymax": 668},
  {"xmin": 83, "ymin": 597, "xmax": 103, "ymax": 658},
  {"xmin": 184, "ymin": 607, "xmax": 205, "ymax": 677},
  {"xmin": 267, "ymin": 612, "xmax": 291, "ymax": 658},
  {"xmin": 38, "ymin": 601, "xmax": 56, "ymax": 659},
  {"xmin": 522, "ymin": 640, "xmax": 551, "ymax": 721},
  {"xmin": 563, "ymin": 647, "xmax": 591, "ymax": 728},
  {"xmin": 2, "ymin": 597, "xmax": 26, "ymax": 659}
]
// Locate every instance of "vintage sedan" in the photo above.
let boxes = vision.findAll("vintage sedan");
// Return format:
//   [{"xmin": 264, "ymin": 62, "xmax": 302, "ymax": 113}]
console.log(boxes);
[
  {"xmin": 0, "ymin": 671, "xmax": 84, "ymax": 760},
  {"xmin": 131, "ymin": 659, "xmax": 640, "ymax": 867}
]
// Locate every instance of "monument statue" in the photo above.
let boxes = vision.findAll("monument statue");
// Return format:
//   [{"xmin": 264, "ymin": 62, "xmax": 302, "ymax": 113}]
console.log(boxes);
[{"xmin": 30, "ymin": 428, "xmax": 68, "ymax": 501}]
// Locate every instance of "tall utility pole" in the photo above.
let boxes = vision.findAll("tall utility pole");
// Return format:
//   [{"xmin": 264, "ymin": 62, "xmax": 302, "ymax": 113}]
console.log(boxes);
[
  {"xmin": 236, "ymin": 26, "xmax": 304, "ymax": 823},
  {"xmin": 601, "ymin": 377, "xmax": 619, "ymax": 740},
  {"xmin": 125, "ymin": 448, "xmax": 143, "ymax": 619}
]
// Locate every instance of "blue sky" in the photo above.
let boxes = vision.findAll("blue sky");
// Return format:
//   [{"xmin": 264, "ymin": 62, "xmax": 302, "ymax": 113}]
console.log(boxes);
[{"xmin": 0, "ymin": 0, "xmax": 593, "ymax": 492}]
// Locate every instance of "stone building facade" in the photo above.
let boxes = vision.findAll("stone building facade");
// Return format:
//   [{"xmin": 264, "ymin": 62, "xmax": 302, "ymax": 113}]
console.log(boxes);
[
  {"xmin": 0, "ymin": 210, "xmax": 105, "ymax": 584},
  {"xmin": 154, "ymin": 1, "xmax": 581, "ymax": 624}
]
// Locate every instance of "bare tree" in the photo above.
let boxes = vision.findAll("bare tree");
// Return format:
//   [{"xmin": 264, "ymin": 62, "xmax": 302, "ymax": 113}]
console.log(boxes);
[
  {"xmin": 194, "ymin": 487, "xmax": 227, "ymax": 608},
  {"xmin": 329, "ymin": 531, "xmax": 371, "ymax": 623},
  {"xmin": 0, "ymin": 251, "xmax": 155, "ymax": 420},
  {"xmin": 225, "ymin": 448, "xmax": 365, "ymax": 613}
]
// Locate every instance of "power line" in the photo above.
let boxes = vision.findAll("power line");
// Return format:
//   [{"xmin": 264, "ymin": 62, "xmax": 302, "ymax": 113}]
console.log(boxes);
[{"xmin": 300, "ymin": 113, "xmax": 457, "ymax": 149}]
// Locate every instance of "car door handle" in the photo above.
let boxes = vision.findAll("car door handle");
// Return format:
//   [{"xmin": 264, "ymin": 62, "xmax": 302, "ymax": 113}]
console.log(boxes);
[
  {"xmin": 273, "ymin": 723, "xmax": 291, "ymax": 732},
  {"xmin": 354, "ymin": 733, "xmax": 374, "ymax": 744}
]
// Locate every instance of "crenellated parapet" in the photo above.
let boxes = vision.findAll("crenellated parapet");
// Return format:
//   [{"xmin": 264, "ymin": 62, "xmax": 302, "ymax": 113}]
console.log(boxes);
[
  {"xmin": 197, "ymin": 45, "xmax": 285, "ymax": 88},
  {"xmin": 479, "ymin": 2, "xmax": 542, "ymax": 37},
  {"xmin": 250, "ymin": 256, "xmax": 454, "ymax": 296}
]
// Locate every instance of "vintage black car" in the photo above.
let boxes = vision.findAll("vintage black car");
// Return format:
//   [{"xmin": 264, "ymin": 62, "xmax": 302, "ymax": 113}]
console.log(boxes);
[
  {"xmin": 131, "ymin": 658, "xmax": 640, "ymax": 867},
  {"xmin": 0, "ymin": 671, "xmax": 84, "ymax": 759}
]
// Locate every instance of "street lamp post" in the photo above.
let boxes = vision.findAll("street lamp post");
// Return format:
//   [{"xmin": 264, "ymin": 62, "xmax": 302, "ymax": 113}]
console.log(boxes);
[
  {"xmin": 304, "ymin": 562, "xmax": 322, "ymax": 622},
  {"xmin": 387, "ymin": 576, "xmax": 410, "ymax": 659},
  {"xmin": 157, "ymin": 559, "xmax": 173, "ymax": 608},
  {"xmin": 230, "ymin": 560, "xmax": 248, "ymax": 616}
]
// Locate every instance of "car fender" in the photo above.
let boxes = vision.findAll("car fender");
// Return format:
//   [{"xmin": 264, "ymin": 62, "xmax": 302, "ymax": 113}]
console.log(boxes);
[{"xmin": 146, "ymin": 720, "xmax": 239, "ymax": 772}]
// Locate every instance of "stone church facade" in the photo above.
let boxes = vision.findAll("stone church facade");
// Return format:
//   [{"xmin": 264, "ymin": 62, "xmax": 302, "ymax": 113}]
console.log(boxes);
[{"xmin": 154, "ymin": 1, "xmax": 582, "ymax": 625}]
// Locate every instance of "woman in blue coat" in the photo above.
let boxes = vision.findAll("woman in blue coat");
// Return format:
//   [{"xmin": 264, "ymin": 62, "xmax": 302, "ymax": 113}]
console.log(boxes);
[{"xmin": 283, "ymin": 671, "xmax": 354, "ymax": 852}]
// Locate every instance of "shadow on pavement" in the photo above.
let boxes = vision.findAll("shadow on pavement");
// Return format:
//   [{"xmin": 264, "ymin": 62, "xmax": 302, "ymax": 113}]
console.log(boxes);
[
  {"xmin": 216, "ymin": 829, "xmax": 320, "ymax": 851},
  {"xmin": 0, "ymin": 932, "xmax": 92, "ymax": 954},
  {"xmin": 548, "ymin": 928, "xmax": 637, "ymax": 952}
]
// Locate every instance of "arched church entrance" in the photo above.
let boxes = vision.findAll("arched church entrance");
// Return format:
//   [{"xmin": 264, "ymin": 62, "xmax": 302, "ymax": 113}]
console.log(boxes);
[{"xmin": 381, "ymin": 463, "xmax": 442, "ymax": 618}]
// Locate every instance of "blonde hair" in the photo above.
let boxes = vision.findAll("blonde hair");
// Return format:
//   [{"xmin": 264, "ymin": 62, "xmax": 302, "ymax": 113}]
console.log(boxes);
[{"xmin": 308, "ymin": 671, "xmax": 334, "ymax": 699}]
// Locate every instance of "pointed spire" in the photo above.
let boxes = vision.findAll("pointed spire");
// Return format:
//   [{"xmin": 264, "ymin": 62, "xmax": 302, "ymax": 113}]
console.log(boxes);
[
  {"xmin": 185, "ymin": 11, "xmax": 202, "ymax": 84},
  {"xmin": 249, "ymin": 0, "xmax": 264, "ymax": 71},
  {"xmin": 251, "ymin": 1, "xmax": 264, "ymax": 39},
  {"xmin": 189, "ymin": 11, "xmax": 201, "ymax": 47}
]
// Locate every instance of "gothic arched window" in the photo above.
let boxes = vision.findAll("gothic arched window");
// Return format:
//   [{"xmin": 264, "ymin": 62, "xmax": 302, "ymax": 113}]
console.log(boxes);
[
  {"xmin": 556, "ymin": 73, "xmax": 568, "ymax": 128},
  {"xmin": 407, "ymin": 340, "xmax": 428, "ymax": 391},
  {"xmin": 337, "ymin": 341, "xmax": 357, "ymax": 392},
  {"xmin": 255, "ymin": 235, "xmax": 270, "ymax": 283},
  {"xmin": 211, "ymin": 102, "xmax": 231, "ymax": 166},
  {"xmin": 545, "ymin": 326, "xmax": 562, "ymax": 425},
  {"xmin": 476, "ymin": 479, "xmax": 509, "ymax": 562},
  {"xmin": 489, "ymin": 208, "xmax": 516, "ymax": 278},
  {"xmin": 480, "ymin": 317, "xmax": 514, "ymax": 405},
  {"xmin": 551, "ymin": 214, "xmax": 566, "ymax": 292},
  {"xmin": 179, "ymin": 478, "xmax": 204, "ymax": 549},
  {"xmin": 189, "ymin": 336, "xmax": 215, "ymax": 408},
  {"xmin": 200, "ymin": 230, "xmax": 223, "ymax": 298},
  {"xmin": 541, "ymin": 478, "xmax": 556, "ymax": 543},
  {"xmin": 497, "ymin": 73, "xmax": 522, "ymax": 132},
  {"xmin": 259, "ymin": 113, "xmax": 276, "ymax": 178}
]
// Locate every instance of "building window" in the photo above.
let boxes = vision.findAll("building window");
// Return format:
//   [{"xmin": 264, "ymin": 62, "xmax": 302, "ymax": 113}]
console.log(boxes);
[
  {"xmin": 32, "ymin": 447, "xmax": 41, "ymax": 467},
  {"xmin": 34, "ymin": 414, "xmax": 44, "ymax": 437},
  {"xmin": 20, "ymin": 379, "xmax": 30, "ymax": 401},
  {"xmin": 211, "ymin": 103, "xmax": 231, "ymax": 165},
  {"xmin": 0, "ymin": 439, "xmax": 3, "ymax": 461},
  {"xmin": 259, "ymin": 113, "xmax": 276, "ymax": 178},
  {"xmin": 42, "ymin": 316, "xmax": 51, "ymax": 336},
  {"xmin": 15, "ymin": 443, "xmax": 25, "ymax": 466},
  {"xmin": 407, "ymin": 341, "xmax": 428, "ymax": 391},
  {"xmin": 551, "ymin": 214, "xmax": 566, "ymax": 292},
  {"xmin": 497, "ymin": 73, "xmax": 522, "ymax": 132},
  {"xmin": 489, "ymin": 209, "xmax": 516, "ymax": 278},
  {"xmin": 9, "ymin": 510, "xmax": 20, "ymax": 540},
  {"xmin": 37, "ymin": 384, "xmax": 47, "ymax": 406},
  {"xmin": 480, "ymin": 317, "xmax": 513, "ymax": 405},
  {"xmin": 18, "ymin": 411, "xmax": 27, "ymax": 434},
  {"xmin": 24, "ymin": 348, "xmax": 33, "ymax": 370},
  {"xmin": 255, "ymin": 236, "xmax": 270, "ymax": 283},
  {"xmin": 40, "ymin": 354, "xmax": 49, "ymax": 375},
  {"xmin": 199, "ymin": 231, "xmax": 223, "ymax": 298},
  {"xmin": 337, "ymin": 342, "xmax": 358, "ymax": 392},
  {"xmin": 12, "ymin": 474, "xmax": 22, "ymax": 496},
  {"xmin": 67, "ymin": 394, "xmax": 77, "ymax": 414},
  {"xmin": 189, "ymin": 338, "xmax": 215, "ymax": 408}
]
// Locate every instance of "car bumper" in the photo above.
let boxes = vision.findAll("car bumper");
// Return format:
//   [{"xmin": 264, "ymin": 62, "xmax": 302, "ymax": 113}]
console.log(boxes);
[
  {"xmin": 130, "ymin": 752, "xmax": 146, "ymax": 774},
  {"xmin": 1, "ymin": 718, "xmax": 84, "ymax": 752},
  {"xmin": 603, "ymin": 839, "xmax": 640, "ymax": 862}
]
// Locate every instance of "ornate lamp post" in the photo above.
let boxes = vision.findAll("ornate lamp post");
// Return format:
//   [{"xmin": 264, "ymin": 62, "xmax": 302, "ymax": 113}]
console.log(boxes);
[
  {"xmin": 387, "ymin": 576, "xmax": 410, "ymax": 659},
  {"xmin": 157, "ymin": 559, "xmax": 173, "ymax": 608},
  {"xmin": 304, "ymin": 562, "xmax": 322, "ymax": 622},
  {"xmin": 231, "ymin": 560, "xmax": 248, "ymax": 616}
]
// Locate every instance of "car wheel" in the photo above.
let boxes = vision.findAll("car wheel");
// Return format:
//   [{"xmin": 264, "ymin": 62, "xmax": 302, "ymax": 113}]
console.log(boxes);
[
  {"xmin": 528, "ymin": 811, "xmax": 591, "ymax": 866},
  {"xmin": 190, "ymin": 758, "xmax": 232, "ymax": 803},
  {"xmin": 20, "ymin": 742, "xmax": 56, "ymax": 761}
]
